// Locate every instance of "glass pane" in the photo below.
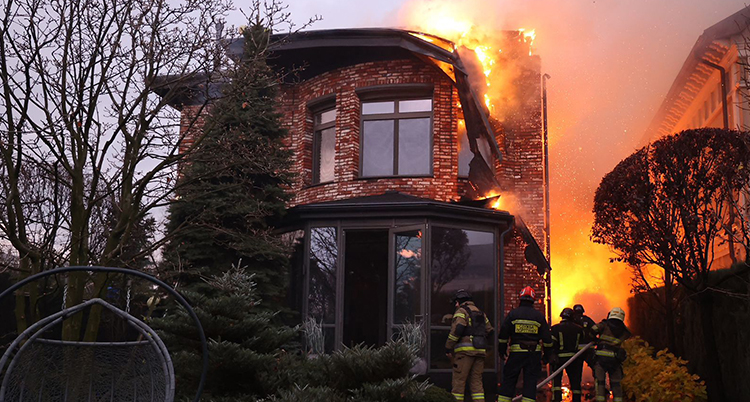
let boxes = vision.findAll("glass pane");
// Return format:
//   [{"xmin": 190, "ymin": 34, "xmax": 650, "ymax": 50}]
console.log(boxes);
[
  {"xmin": 430, "ymin": 329, "xmax": 452, "ymax": 369},
  {"xmin": 394, "ymin": 229, "xmax": 422, "ymax": 324},
  {"xmin": 309, "ymin": 227, "xmax": 337, "ymax": 324},
  {"xmin": 458, "ymin": 122, "xmax": 471, "ymax": 177},
  {"xmin": 316, "ymin": 127, "xmax": 335, "ymax": 183},
  {"xmin": 323, "ymin": 326, "xmax": 336, "ymax": 354},
  {"xmin": 399, "ymin": 99, "xmax": 432, "ymax": 113},
  {"xmin": 398, "ymin": 118, "xmax": 431, "ymax": 175},
  {"xmin": 316, "ymin": 108, "xmax": 336, "ymax": 125},
  {"xmin": 362, "ymin": 101, "xmax": 395, "ymax": 115},
  {"xmin": 362, "ymin": 120, "xmax": 394, "ymax": 176},
  {"xmin": 430, "ymin": 228, "xmax": 495, "ymax": 328},
  {"xmin": 285, "ymin": 230, "xmax": 306, "ymax": 313}
]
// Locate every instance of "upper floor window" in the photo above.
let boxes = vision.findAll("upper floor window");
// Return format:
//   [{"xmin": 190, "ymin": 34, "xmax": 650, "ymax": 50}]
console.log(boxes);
[
  {"xmin": 360, "ymin": 98, "xmax": 432, "ymax": 177},
  {"xmin": 313, "ymin": 107, "xmax": 336, "ymax": 184}
]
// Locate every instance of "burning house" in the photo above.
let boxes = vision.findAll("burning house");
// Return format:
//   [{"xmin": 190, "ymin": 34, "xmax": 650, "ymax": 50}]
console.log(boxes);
[
  {"xmin": 167, "ymin": 28, "xmax": 550, "ymax": 390},
  {"xmin": 644, "ymin": 7, "xmax": 750, "ymax": 268}
]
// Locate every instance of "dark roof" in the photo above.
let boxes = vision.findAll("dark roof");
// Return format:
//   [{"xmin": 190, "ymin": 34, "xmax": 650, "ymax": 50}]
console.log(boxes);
[
  {"xmin": 643, "ymin": 7, "xmax": 750, "ymax": 142},
  {"xmin": 283, "ymin": 191, "xmax": 549, "ymax": 274},
  {"xmin": 229, "ymin": 28, "xmax": 460, "ymax": 82},
  {"xmin": 285, "ymin": 191, "xmax": 512, "ymax": 223},
  {"xmin": 157, "ymin": 28, "xmax": 504, "ymax": 189}
]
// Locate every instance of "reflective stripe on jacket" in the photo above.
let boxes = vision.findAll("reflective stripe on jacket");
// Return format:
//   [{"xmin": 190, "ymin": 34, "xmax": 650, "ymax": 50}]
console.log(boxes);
[
  {"xmin": 551, "ymin": 319, "xmax": 584, "ymax": 359},
  {"xmin": 498, "ymin": 301, "xmax": 553, "ymax": 354},
  {"xmin": 446, "ymin": 301, "xmax": 493, "ymax": 356}
]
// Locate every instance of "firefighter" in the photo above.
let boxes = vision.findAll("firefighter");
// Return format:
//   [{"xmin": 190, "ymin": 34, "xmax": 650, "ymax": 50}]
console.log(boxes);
[
  {"xmin": 445, "ymin": 289, "xmax": 493, "ymax": 402},
  {"xmin": 497, "ymin": 286, "xmax": 553, "ymax": 402},
  {"xmin": 550, "ymin": 308, "xmax": 584, "ymax": 402},
  {"xmin": 591, "ymin": 307, "xmax": 631, "ymax": 402},
  {"xmin": 572, "ymin": 304, "xmax": 596, "ymax": 369}
]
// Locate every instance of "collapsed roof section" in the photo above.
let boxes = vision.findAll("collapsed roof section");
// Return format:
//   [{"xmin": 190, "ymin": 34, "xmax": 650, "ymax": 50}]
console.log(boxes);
[
  {"xmin": 157, "ymin": 28, "xmax": 550, "ymax": 274},
  {"xmin": 232, "ymin": 28, "xmax": 504, "ymax": 196}
]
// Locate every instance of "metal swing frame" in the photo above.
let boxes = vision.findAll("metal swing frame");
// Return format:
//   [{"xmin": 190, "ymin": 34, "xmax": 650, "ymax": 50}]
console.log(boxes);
[{"xmin": 0, "ymin": 266, "xmax": 208, "ymax": 402}]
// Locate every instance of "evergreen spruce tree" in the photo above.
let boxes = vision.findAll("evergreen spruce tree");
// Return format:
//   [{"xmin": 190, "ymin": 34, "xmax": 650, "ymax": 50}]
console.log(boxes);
[
  {"xmin": 163, "ymin": 20, "xmax": 292, "ymax": 304},
  {"xmin": 154, "ymin": 18, "xmax": 298, "ymax": 401},
  {"xmin": 153, "ymin": 264, "xmax": 298, "ymax": 401}
]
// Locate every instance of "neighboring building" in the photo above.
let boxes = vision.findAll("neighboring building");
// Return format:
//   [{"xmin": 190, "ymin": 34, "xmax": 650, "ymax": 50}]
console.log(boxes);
[
  {"xmin": 644, "ymin": 8, "xmax": 750, "ymax": 268},
  {"xmin": 165, "ymin": 28, "xmax": 549, "ymax": 392}
]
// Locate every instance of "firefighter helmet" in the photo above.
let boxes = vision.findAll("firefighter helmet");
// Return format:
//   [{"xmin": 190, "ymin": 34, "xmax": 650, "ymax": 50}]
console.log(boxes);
[
  {"xmin": 519, "ymin": 286, "xmax": 536, "ymax": 302},
  {"xmin": 453, "ymin": 289, "xmax": 473, "ymax": 304},
  {"xmin": 560, "ymin": 307, "xmax": 574, "ymax": 320},
  {"xmin": 573, "ymin": 304, "xmax": 585, "ymax": 314},
  {"xmin": 608, "ymin": 307, "xmax": 626, "ymax": 322}
]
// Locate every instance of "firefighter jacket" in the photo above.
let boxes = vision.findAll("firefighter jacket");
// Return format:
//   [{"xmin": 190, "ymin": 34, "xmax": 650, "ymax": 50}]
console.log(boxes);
[
  {"xmin": 575, "ymin": 314, "xmax": 596, "ymax": 350},
  {"xmin": 445, "ymin": 301, "xmax": 493, "ymax": 357},
  {"xmin": 498, "ymin": 301, "xmax": 553, "ymax": 354},
  {"xmin": 591, "ymin": 319, "xmax": 631, "ymax": 361},
  {"xmin": 550, "ymin": 319, "xmax": 584, "ymax": 359}
]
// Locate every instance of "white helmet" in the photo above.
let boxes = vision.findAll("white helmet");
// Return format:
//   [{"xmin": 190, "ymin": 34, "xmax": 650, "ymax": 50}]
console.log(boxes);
[{"xmin": 608, "ymin": 307, "xmax": 625, "ymax": 322}]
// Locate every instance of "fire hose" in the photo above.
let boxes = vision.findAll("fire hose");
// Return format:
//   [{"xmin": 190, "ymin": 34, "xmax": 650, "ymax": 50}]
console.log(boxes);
[{"xmin": 510, "ymin": 342, "xmax": 594, "ymax": 402}]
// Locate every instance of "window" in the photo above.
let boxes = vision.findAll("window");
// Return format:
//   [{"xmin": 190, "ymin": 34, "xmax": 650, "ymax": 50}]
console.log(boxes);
[
  {"xmin": 308, "ymin": 226, "xmax": 338, "ymax": 352},
  {"xmin": 360, "ymin": 98, "xmax": 432, "ymax": 177},
  {"xmin": 429, "ymin": 227, "xmax": 495, "ymax": 370},
  {"xmin": 313, "ymin": 108, "xmax": 336, "ymax": 184}
]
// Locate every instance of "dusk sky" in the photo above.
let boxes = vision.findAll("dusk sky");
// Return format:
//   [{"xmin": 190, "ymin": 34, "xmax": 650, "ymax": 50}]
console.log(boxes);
[{"xmin": 233, "ymin": 0, "xmax": 750, "ymax": 321}]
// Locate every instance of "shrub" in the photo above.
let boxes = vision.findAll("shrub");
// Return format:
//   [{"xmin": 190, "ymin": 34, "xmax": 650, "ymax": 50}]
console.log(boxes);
[
  {"xmin": 621, "ymin": 337, "xmax": 707, "ymax": 401},
  {"xmin": 321, "ymin": 341, "xmax": 415, "ymax": 392},
  {"xmin": 421, "ymin": 386, "xmax": 455, "ymax": 402}
]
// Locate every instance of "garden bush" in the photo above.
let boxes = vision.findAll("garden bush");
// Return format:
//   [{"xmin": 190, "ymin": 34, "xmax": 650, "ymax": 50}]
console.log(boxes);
[{"xmin": 621, "ymin": 337, "xmax": 706, "ymax": 402}]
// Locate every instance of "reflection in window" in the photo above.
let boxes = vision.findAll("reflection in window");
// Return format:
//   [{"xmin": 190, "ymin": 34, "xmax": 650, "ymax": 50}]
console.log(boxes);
[
  {"xmin": 313, "ymin": 108, "xmax": 336, "ymax": 184},
  {"xmin": 394, "ymin": 230, "xmax": 422, "ymax": 324},
  {"xmin": 430, "ymin": 227, "xmax": 495, "ymax": 369},
  {"xmin": 361, "ymin": 98, "xmax": 432, "ymax": 177},
  {"xmin": 309, "ymin": 227, "xmax": 337, "ymax": 324},
  {"xmin": 285, "ymin": 230, "xmax": 306, "ymax": 313}
]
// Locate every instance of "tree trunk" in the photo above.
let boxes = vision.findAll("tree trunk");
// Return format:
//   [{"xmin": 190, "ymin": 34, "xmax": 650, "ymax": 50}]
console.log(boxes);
[
  {"xmin": 62, "ymin": 185, "xmax": 89, "ymax": 341},
  {"xmin": 664, "ymin": 272, "xmax": 676, "ymax": 353},
  {"xmin": 698, "ymin": 292, "xmax": 729, "ymax": 401},
  {"xmin": 82, "ymin": 273, "xmax": 109, "ymax": 342}
]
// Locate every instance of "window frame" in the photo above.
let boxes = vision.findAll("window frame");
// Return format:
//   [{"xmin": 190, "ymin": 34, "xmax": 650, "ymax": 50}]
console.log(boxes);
[
  {"xmin": 357, "ymin": 86, "xmax": 435, "ymax": 178},
  {"xmin": 311, "ymin": 99, "xmax": 336, "ymax": 185}
]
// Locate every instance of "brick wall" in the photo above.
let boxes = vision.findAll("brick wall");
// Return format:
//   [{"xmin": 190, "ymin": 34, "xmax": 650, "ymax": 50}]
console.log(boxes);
[
  {"xmin": 179, "ymin": 53, "xmax": 548, "ymax": 319},
  {"xmin": 278, "ymin": 58, "xmax": 466, "ymax": 206},
  {"xmin": 493, "ymin": 55, "xmax": 548, "ymax": 318}
]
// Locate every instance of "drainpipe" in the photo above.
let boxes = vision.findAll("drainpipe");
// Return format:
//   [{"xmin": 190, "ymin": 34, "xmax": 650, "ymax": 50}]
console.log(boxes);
[
  {"xmin": 702, "ymin": 60, "xmax": 737, "ymax": 263},
  {"xmin": 499, "ymin": 221, "xmax": 513, "ymax": 374},
  {"xmin": 701, "ymin": 60, "xmax": 729, "ymax": 129},
  {"xmin": 542, "ymin": 73, "xmax": 552, "ymax": 323}
]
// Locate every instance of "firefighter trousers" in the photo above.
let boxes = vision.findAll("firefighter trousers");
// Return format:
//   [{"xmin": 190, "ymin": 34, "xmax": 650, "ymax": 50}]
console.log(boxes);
[
  {"xmin": 451, "ymin": 353, "xmax": 485, "ymax": 401},
  {"xmin": 594, "ymin": 362, "xmax": 623, "ymax": 402},
  {"xmin": 497, "ymin": 351, "xmax": 541, "ymax": 402},
  {"xmin": 552, "ymin": 357, "xmax": 583, "ymax": 402}
]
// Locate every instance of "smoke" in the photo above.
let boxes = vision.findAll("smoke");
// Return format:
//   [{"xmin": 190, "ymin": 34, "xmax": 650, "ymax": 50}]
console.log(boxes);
[
  {"xmin": 394, "ymin": 0, "xmax": 750, "ymax": 322},
  {"xmin": 279, "ymin": 0, "xmax": 750, "ymax": 328}
]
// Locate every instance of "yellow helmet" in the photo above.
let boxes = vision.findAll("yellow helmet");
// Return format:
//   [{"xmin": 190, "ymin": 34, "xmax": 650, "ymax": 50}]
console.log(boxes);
[{"xmin": 608, "ymin": 307, "xmax": 625, "ymax": 322}]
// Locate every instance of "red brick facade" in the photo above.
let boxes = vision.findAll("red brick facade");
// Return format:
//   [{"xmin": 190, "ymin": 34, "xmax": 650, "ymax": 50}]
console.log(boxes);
[
  {"xmin": 179, "ymin": 48, "xmax": 547, "ymax": 319},
  {"xmin": 493, "ymin": 56, "xmax": 548, "ymax": 317},
  {"xmin": 278, "ymin": 58, "xmax": 467, "ymax": 206}
]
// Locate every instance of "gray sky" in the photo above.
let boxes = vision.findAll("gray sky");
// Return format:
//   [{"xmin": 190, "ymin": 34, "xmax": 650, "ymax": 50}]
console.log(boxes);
[{"xmin": 232, "ymin": 0, "xmax": 750, "ymax": 319}]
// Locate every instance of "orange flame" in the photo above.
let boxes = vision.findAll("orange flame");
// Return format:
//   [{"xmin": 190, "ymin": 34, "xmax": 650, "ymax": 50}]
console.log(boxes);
[
  {"xmin": 399, "ymin": 2, "xmax": 534, "ymax": 117},
  {"xmin": 480, "ymin": 191, "xmax": 503, "ymax": 210},
  {"xmin": 399, "ymin": 1, "xmax": 631, "ymax": 324}
]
